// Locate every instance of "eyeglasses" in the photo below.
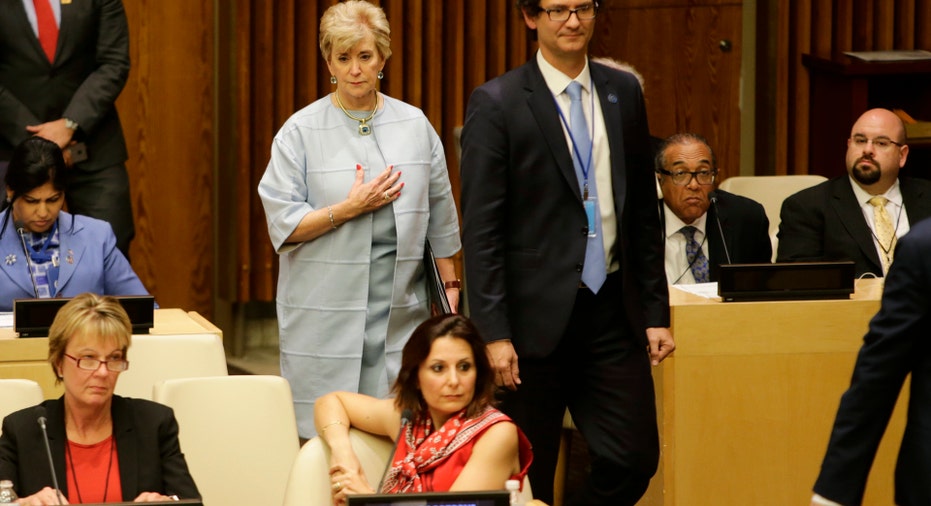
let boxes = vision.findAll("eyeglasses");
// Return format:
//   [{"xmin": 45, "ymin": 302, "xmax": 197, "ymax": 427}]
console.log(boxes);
[
  {"xmin": 63, "ymin": 353, "xmax": 129, "ymax": 372},
  {"xmin": 544, "ymin": 3, "xmax": 598, "ymax": 22},
  {"xmin": 657, "ymin": 168, "xmax": 717, "ymax": 186},
  {"xmin": 850, "ymin": 135, "xmax": 904, "ymax": 151}
]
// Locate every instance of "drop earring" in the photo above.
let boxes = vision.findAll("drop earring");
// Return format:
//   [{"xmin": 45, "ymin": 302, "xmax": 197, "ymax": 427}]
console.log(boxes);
[
  {"xmin": 330, "ymin": 76, "xmax": 337, "ymax": 84},
  {"xmin": 377, "ymin": 71, "xmax": 384, "ymax": 80}
]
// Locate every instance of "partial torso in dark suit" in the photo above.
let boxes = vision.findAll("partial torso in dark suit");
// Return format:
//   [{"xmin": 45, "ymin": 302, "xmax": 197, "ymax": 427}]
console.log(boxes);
[
  {"xmin": 0, "ymin": 395, "xmax": 200, "ymax": 501},
  {"xmin": 777, "ymin": 176, "xmax": 931, "ymax": 277},
  {"xmin": 661, "ymin": 189, "xmax": 772, "ymax": 283},
  {"xmin": 813, "ymin": 216, "xmax": 931, "ymax": 505},
  {"xmin": 0, "ymin": 0, "xmax": 130, "ymax": 168}
]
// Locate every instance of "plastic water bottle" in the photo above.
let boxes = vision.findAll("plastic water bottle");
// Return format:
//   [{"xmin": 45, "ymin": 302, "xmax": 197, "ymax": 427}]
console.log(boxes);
[
  {"xmin": 505, "ymin": 479, "xmax": 522, "ymax": 506},
  {"xmin": 0, "ymin": 480, "xmax": 17, "ymax": 503}
]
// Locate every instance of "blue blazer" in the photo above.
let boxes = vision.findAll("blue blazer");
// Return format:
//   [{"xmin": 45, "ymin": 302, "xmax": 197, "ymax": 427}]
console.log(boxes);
[{"xmin": 0, "ymin": 210, "xmax": 147, "ymax": 311}]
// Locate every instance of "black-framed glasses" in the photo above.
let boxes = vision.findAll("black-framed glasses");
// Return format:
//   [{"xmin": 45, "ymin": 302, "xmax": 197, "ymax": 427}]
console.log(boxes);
[
  {"xmin": 544, "ymin": 2, "xmax": 598, "ymax": 22},
  {"xmin": 63, "ymin": 353, "xmax": 129, "ymax": 372},
  {"xmin": 850, "ymin": 135, "xmax": 904, "ymax": 151},
  {"xmin": 657, "ymin": 168, "xmax": 717, "ymax": 186}
]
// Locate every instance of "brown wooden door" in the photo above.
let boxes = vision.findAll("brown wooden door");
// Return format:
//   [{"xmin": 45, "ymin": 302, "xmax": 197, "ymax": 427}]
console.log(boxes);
[{"xmin": 591, "ymin": 0, "xmax": 743, "ymax": 179}]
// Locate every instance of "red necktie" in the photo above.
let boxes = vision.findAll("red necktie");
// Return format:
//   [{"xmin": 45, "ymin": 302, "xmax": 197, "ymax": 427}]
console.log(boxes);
[{"xmin": 33, "ymin": 0, "xmax": 59, "ymax": 63}]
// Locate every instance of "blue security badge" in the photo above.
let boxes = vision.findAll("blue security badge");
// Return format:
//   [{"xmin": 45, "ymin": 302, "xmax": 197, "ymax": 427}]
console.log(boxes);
[{"xmin": 584, "ymin": 198, "xmax": 598, "ymax": 238}]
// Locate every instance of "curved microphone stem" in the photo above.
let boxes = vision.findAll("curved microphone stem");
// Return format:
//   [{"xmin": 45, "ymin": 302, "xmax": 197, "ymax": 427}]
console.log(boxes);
[
  {"xmin": 17, "ymin": 228, "xmax": 40, "ymax": 298},
  {"xmin": 710, "ymin": 195, "xmax": 732, "ymax": 264},
  {"xmin": 37, "ymin": 416, "xmax": 64, "ymax": 505}
]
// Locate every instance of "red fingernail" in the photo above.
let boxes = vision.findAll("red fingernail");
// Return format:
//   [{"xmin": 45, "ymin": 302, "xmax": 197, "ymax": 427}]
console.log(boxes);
[{"xmin": 356, "ymin": 164, "xmax": 362, "ymax": 170}]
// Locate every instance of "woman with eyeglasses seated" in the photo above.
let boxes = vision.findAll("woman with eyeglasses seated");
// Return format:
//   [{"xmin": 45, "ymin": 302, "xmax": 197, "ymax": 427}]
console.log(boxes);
[
  {"xmin": 0, "ymin": 293, "xmax": 199, "ymax": 504},
  {"xmin": 315, "ymin": 314, "xmax": 533, "ymax": 506},
  {"xmin": 0, "ymin": 137, "xmax": 148, "ymax": 312}
]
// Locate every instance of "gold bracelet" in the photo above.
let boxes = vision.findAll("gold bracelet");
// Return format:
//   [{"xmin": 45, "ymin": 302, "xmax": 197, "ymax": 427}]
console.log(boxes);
[
  {"xmin": 320, "ymin": 419, "xmax": 344, "ymax": 433},
  {"xmin": 327, "ymin": 206, "xmax": 338, "ymax": 229}
]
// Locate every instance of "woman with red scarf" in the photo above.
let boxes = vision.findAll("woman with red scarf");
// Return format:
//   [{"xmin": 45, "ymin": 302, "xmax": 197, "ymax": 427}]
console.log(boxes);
[{"xmin": 315, "ymin": 313, "xmax": 533, "ymax": 505}]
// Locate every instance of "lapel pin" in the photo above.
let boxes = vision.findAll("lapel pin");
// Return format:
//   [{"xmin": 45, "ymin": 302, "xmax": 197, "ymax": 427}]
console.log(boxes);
[
  {"xmin": 607, "ymin": 94, "xmax": 618, "ymax": 104},
  {"xmin": 67, "ymin": 249, "xmax": 74, "ymax": 264},
  {"xmin": 4, "ymin": 254, "xmax": 15, "ymax": 265}
]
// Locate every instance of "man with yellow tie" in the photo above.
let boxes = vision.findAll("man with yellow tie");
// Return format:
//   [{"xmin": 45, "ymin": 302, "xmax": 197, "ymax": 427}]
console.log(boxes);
[{"xmin": 777, "ymin": 108, "xmax": 931, "ymax": 277}]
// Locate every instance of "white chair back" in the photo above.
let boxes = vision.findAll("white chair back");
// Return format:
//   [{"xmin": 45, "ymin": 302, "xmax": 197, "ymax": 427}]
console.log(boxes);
[
  {"xmin": 153, "ymin": 375, "xmax": 299, "ymax": 506},
  {"xmin": 718, "ymin": 175, "xmax": 828, "ymax": 260},
  {"xmin": 115, "ymin": 333, "xmax": 227, "ymax": 400},
  {"xmin": 0, "ymin": 379, "xmax": 44, "ymax": 433}
]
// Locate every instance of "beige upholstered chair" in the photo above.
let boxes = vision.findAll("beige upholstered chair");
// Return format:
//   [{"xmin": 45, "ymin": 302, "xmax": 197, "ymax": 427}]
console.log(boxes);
[
  {"xmin": 282, "ymin": 427, "xmax": 533, "ymax": 506},
  {"xmin": 0, "ymin": 379, "xmax": 44, "ymax": 434},
  {"xmin": 718, "ymin": 175, "xmax": 828, "ymax": 260},
  {"xmin": 115, "ymin": 333, "xmax": 228, "ymax": 400},
  {"xmin": 153, "ymin": 375, "xmax": 299, "ymax": 506}
]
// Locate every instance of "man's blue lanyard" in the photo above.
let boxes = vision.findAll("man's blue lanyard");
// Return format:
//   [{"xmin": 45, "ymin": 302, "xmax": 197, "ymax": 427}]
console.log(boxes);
[{"xmin": 555, "ymin": 84, "xmax": 595, "ymax": 199}]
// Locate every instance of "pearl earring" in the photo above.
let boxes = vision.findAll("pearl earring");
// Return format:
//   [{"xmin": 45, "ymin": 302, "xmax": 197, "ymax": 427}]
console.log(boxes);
[
  {"xmin": 330, "ymin": 76, "xmax": 337, "ymax": 84},
  {"xmin": 377, "ymin": 71, "xmax": 384, "ymax": 80}
]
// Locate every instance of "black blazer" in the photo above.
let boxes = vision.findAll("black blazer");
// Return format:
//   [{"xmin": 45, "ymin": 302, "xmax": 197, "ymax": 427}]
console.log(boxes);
[
  {"xmin": 0, "ymin": 0, "xmax": 129, "ymax": 169},
  {"xmin": 660, "ymin": 189, "xmax": 772, "ymax": 282},
  {"xmin": 0, "ymin": 396, "xmax": 200, "ymax": 501},
  {"xmin": 777, "ymin": 176, "xmax": 931, "ymax": 277},
  {"xmin": 813, "ymin": 216, "xmax": 931, "ymax": 505},
  {"xmin": 460, "ymin": 59, "xmax": 668, "ymax": 357}
]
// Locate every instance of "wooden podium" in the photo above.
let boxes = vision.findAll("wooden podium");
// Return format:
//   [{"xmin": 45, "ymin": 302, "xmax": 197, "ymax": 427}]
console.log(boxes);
[
  {"xmin": 639, "ymin": 279, "xmax": 905, "ymax": 504},
  {"xmin": 0, "ymin": 309, "xmax": 222, "ymax": 399}
]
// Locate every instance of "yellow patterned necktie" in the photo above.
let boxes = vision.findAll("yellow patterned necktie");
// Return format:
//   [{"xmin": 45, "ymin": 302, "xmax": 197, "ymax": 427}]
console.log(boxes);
[{"xmin": 868, "ymin": 196, "xmax": 896, "ymax": 275}]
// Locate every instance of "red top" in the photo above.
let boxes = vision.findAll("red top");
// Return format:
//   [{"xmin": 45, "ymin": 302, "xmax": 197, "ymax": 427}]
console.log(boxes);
[{"xmin": 66, "ymin": 436, "xmax": 123, "ymax": 504}]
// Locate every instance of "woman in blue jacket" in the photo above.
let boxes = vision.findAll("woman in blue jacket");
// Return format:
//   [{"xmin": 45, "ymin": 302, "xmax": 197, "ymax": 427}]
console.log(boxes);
[{"xmin": 0, "ymin": 137, "xmax": 148, "ymax": 312}]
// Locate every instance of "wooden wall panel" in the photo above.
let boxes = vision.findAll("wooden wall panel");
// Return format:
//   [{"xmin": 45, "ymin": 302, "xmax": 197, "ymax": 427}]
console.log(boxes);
[
  {"xmin": 771, "ymin": 0, "xmax": 931, "ymax": 176},
  {"xmin": 118, "ymin": 1, "xmax": 214, "ymax": 317}
]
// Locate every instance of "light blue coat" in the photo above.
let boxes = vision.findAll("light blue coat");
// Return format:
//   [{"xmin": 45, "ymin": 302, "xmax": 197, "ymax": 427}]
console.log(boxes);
[
  {"xmin": 0, "ymin": 211, "xmax": 149, "ymax": 312},
  {"xmin": 259, "ymin": 94, "xmax": 461, "ymax": 437}
]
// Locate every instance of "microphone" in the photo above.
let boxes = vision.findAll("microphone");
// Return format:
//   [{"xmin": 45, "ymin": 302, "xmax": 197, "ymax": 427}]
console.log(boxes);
[
  {"xmin": 37, "ymin": 408, "xmax": 65, "ymax": 505},
  {"xmin": 377, "ymin": 408, "xmax": 413, "ymax": 492},
  {"xmin": 17, "ymin": 227, "xmax": 40, "ymax": 298},
  {"xmin": 709, "ymin": 192, "xmax": 732, "ymax": 265}
]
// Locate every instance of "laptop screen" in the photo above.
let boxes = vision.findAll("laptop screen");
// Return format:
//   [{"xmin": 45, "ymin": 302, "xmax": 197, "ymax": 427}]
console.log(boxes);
[{"xmin": 346, "ymin": 490, "xmax": 510, "ymax": 506}]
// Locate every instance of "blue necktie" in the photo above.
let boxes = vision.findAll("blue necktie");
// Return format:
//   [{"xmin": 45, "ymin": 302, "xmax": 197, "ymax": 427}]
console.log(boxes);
[
  {"xmin": 566, "ymin": 81, "xmax": 606, "ymax": 293},
  {"xmin": 681, "ymin": 226, "xmax": 709, "ymax": 283}
]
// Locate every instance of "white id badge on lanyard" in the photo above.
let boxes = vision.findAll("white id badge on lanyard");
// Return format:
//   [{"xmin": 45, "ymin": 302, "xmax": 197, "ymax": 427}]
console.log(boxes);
[{"xmin": 584, "ymin": 197, "xmax": 598, "ymax": 238}]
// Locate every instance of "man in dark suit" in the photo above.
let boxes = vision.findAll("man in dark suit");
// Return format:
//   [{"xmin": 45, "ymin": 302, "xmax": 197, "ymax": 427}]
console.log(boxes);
[
  {"xmin": 0, "ymin": 0, "xmax": 134, "ymax": 256},
  {"xmin": 777, "ymin": 108, "xmax": 931, "ymax": 278},
  {"xmin": 655, "ymin": 133, "xmax": 772, "ymax": 284},
  {"xmin": 811, "ymin": 216, "xmax": 931, "ymax": 506},
  {"xmin": 460, "ymin": 2, "xmax": 674, "ymax": 504}
]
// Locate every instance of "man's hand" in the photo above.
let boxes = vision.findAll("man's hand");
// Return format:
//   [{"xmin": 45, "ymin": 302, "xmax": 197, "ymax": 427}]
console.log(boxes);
[
  {"xmin": 646, "ymin": 327, "xmax": 675, "ymax": 366},
  {"xmin": 26, "ymin": 118, "xmax": 75, "ymax": 149},
  {"xmin": 486, "ymin": 340, "xmax": 520, "ymax": 390}
]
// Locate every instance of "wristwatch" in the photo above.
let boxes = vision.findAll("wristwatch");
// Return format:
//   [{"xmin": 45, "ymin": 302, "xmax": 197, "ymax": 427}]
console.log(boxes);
[
  {"xmin": 63, "ymin": 118, "xmax": 78, "ymax": 131},
  {"xmin": 443, "ymin": 279, "xmax": 462, "ymax": 289}
]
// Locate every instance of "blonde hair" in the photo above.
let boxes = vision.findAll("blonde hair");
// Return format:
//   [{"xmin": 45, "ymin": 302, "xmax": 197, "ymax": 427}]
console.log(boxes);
[
  {"xmin": 319, "ymin": 0, "xmax": 392, "ymax": 62},
  {"xmin": 47, "ymin": 293, "xmax": 132, "ymax": 384}
]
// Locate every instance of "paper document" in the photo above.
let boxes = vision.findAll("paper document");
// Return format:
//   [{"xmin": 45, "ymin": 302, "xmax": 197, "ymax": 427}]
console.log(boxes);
[
  {"xmin": 672, "ymin": 282, "xmax": 721, "ymax": 300},
  {"xmin": 843, "ymin": 50, "xmax": 931, "ymax": 62}
]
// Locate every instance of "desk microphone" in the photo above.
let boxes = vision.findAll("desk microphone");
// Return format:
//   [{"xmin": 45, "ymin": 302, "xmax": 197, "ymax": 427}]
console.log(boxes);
[
  {"xmin": 377, "ymin": 409, "xmax": 413, "ymax": 492},
  {"xmin": 37, "ymin": 408, "xmax": 64, "ymax": 505},
  {"xmin": 709, "ymin": 193, "xmax": 732, "ymax": 264},
  {"xmin": 17, "ymin": 227, "xmax": 40, "ymax": 298}
]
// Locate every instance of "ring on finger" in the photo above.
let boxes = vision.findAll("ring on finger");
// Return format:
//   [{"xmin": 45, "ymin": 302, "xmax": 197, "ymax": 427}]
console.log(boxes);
[
  {"xmin": 384, "ymin": 191, "xmax": 390, "ymax": 200},
  {"xmin": 333, "ymin": 481, "xmax": 342, "ymax": 492}
]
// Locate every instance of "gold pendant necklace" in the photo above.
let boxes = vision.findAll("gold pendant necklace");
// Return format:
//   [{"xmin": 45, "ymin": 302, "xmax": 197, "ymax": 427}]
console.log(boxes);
[{"xmin": 335, "ymin": 91, "xmax": 378, "ymax": 136}]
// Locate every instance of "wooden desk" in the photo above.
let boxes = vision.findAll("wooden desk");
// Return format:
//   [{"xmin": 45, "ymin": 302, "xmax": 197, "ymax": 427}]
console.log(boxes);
[
  {"xmin": 0, "ymin": 309, "xmax": 221, "ymax": 399},
  {"xmin": 639, "ymin": 279, "xmax": 904, "ymax": 504}
]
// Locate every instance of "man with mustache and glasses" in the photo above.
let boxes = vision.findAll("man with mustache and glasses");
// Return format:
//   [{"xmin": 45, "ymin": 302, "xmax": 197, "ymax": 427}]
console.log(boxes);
[{"xmin": 777, "ymin": 108, "xmax": 931, "ymax": 277}]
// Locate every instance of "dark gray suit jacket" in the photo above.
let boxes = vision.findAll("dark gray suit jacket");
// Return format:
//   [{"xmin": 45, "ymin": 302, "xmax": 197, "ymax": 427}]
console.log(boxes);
[
  {"xmin": 0, "ymin": 396, "xmax": 200, "ymax": 501},
  {"xmin": 814, "ymin": 216, "xmax": 931, "ymax": 505},
  {"xmin": 0, "ymin": 0, "xmax": 129, "ymax": 169},
  {"xmin": 460, "ymin": 59, "xmax": 668, "ymax": 357},
  {"xmin": 777, "ymin": 176, "xmax": 931, "ymax": 277}
]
